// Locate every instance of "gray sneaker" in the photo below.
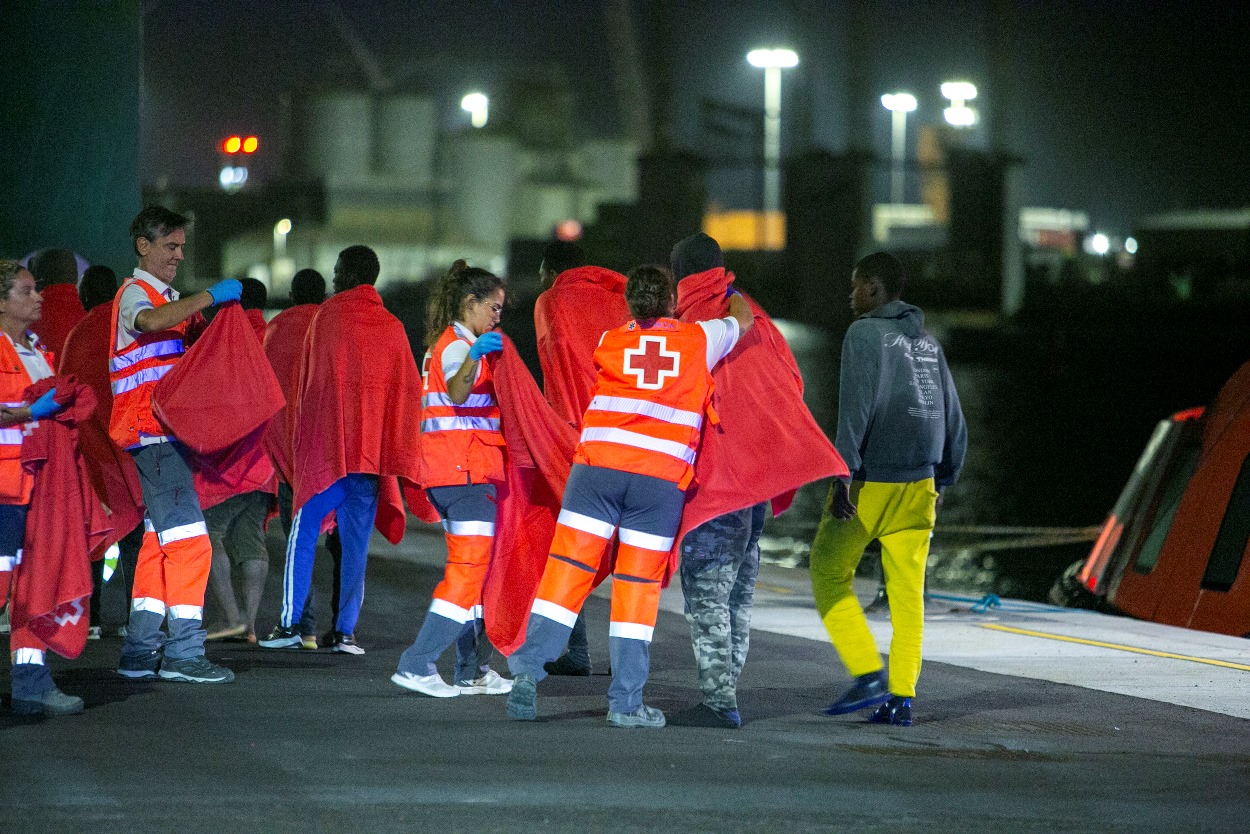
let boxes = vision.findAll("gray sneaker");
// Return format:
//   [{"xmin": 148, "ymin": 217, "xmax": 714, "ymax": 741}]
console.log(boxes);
[
  {"xmin": 505, "ymin": 673, "xmax": 537, "ymax": 720},
  {"xmin": 159, "ymin": 655, "xmax": 235, "ymax": 684},
  {"xmin": 117, "ymin": 649, "xmax": 161, "ymax": 680},
  {"xmin": 11, "ymin": 687, "xmax": 85, "ymax": 717},
  {"xmin": 607, "ymin": 704, "xmax": 666, "ymax": 729}
]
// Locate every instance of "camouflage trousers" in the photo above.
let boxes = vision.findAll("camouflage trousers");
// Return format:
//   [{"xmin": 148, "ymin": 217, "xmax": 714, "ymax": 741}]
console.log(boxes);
[{"xmin": 679, "ymin": 503, "xmax": 767, "ymax": 711}]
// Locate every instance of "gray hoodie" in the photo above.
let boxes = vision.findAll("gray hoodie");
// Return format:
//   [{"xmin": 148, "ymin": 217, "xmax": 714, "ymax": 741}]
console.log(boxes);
[{"xmin": 834, "ymin": 300, "xmax": 967, "ymax": 487}]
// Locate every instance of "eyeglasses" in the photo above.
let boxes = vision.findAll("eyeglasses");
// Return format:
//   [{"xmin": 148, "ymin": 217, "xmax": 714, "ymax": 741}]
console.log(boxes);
[{"xmin": 481, "ymin": 301, "xmax": 503, "ymax": 315}]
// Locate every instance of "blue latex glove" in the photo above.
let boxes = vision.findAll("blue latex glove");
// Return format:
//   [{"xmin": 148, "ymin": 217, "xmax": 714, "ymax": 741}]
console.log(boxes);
[
  {"xmin": 469, "ymin": 330, "xmax": 504, "ymax": 360},
  {"xmin": 207, "ymin": 279, "xmax": 243, "ymax": 305},
  {"xmin": 29, "ymin": 388, "xmax": 61, "ymax": 420},
  {"xmin": 725, "ymin": 285, "xmax": 738, "ymax": 298}
]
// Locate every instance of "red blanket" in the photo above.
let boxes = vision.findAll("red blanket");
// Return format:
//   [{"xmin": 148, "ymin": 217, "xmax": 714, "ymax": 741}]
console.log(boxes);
[
  {"xmin": 154, "ymin": 302, "xmax": 285, "ymax": 455},
  {"xmin": 262, "ymin": 304, "xmax": 318, "ymax": 485},
  {"xmin": 292, "ymin": 285, "xmax": 421, "ymax": 544},
  {"xmin": 11, "ymin": 377, "xmax": 112, "ymax": 659},
  {"xmin": 150, "ymin": 303, "xmax": 281, "ymax": 510},
  {"xmin": 672, "ymin": 268, "xmax": 849, "ymax": 576},
  {"xmin": 31, "ymin": 283, "xmax": 85, "ymax": 363},
  {"xmin": 534, "ymin": 266, "xmax": 630, "ymax": 428},
  {"xmin": 58, "ymin": 304, "xmax": 145, "ymax": 541},
  {"xmin": 479, "ymin": 339, "xmax": 580, "ymax": 654}
]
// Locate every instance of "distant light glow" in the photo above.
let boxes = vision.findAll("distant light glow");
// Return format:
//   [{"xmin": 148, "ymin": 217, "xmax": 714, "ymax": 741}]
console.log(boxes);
[
  {"xmin": 222, "ymin": 135, "xmax": 242, "ymax": 154},
  {"xmin": 275, "ymin": 218, "xmax": 292, "ymax": 236},
  {"xmin": 1090, "ymin": 233, "xmax": 1110, "ymax": 255},
  {"xmin": 1124, "ymin": 236, "xmax": 1138, "ymax": 254},
  {"xmin": 219, "ymin": 165, "xmax": 248, "ymax": 190},
  {"xmin": 747, "ymin": 48, "xmax": 799, "ymax": 68},
  {"xmin": 944, "ymin": 105, "xmax": 978, "ymax": 126},
  {"xmin": 555, "ymin": 219, "xmax": 583, "ymax": 242},
  {"xmin": 242, "ymin": 135, "xmax": 259, "ymax": 153},
  {"xmin": 880, "ymin": 92, "xmax": 918, "ymax": 113},
  {"xmin": 941, "ymin": 81, "xmax": 978, "ymax": 102},
  {"xmin": 461, "ymin": 92, "xmax": 489, "ymax": 128}
]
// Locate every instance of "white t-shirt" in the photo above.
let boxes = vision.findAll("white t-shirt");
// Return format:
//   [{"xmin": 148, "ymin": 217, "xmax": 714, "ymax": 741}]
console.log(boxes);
[
  {"xmin": 698, "ymin": 317, "xmax": 741, "ymax": 370},
  {"xmin": 116, "ymin": 268, "xmax": 178, "ymax": 352},
  {"xmin": 440, "ymin": 321, "xmax": 482, "ymax": 383},
  {"xmin": 4, "ymin": 331, "xmax": 54, "ymax": 385}
]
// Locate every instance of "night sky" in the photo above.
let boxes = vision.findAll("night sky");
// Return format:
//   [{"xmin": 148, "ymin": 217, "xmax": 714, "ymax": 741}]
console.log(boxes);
[{"xmin": 142, "ymin": 0, "xmax": 1250, "ymax": 235}]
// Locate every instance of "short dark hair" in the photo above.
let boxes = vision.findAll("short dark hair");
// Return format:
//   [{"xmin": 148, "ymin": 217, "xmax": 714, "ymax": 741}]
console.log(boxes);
[
  {"xmin": 541, "ymin": 241, "xmax": 586, "ymax": 277},
  {"xmin": 337, "ymin": 245, "xmax": 380, "ymax": 286},
  {"xmin": 29, "ymin": 248, "xmax": 78, "ymax": 288},
  {"xmin": 854, "ymin": 251, "xmax": 906, "ymax": 298},
  {"xmin": 625, "ymin": 264, "xmax": 674, "ymax": 320},
  {"xmin": 240, "ymin": 277, "xmax": 268, "ymax": 311},
  {"xmin": 130, "ymin": 205, "xmax": 189, "ymax": 257},
  {"xmin": 290, "ymin": 268, "xmax": 326, "ymax": 305},
  {"xmin": 79, "ymin": 264, "xmax": 118, "ymax": 310}
]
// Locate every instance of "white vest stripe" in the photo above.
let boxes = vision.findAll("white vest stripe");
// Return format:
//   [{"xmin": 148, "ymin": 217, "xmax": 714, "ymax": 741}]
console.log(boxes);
[{"xmin": 578, "ymin": 427, "xmax": 697, "ymax": 465}]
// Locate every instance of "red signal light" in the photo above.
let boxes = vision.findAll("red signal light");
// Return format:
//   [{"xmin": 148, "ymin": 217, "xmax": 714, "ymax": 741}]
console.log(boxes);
[
  {"xmin": 222, "ymin": 135, "xmax": 242, "ymax": 154},
  {"xmin": 242, "ymin": 136, "xmax": 259, "ymax": 153}
]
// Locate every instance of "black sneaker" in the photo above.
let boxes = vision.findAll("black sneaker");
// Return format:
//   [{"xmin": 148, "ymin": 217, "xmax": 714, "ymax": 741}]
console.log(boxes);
[
  {"xmin": 822, "ymin": 670, "xmax": 890, "ymax": 715},
  {"xmin": 543, "ymin": 653, "xmax": 592, "ymax": 676},
  {"xmin": 117, "ymin": 650, "xmax": 161, "ymax": 680},
  {"xmin": 158, "ymin": 655, "xmax": 235, "ymax": 684},
  {"xmin": 258, "ymin": 624, "xmax": 302, "ymax": 649},
  {"xmin": 868, "ymin": 695, "xmax": 913, "ymax": 727},
  {"xmin": 505, "ymin": 673, "xmax": 537, "ymax": 721},
  {"xmin": 332, "ymin": 632, "xmax": 364, "ymax": 655}
]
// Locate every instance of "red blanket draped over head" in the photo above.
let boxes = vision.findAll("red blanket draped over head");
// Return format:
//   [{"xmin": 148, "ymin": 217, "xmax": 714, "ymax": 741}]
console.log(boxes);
[
  {"xmin": 473, "ymin": 338, "xmax": 578, "ymax": 654},
  {"xmin": 10, "ymin": 377, "xmax": 113, "ymax": 659},
  {"xmin": 151, "ymin": 303, "xmax": 283, "ymax": 511},
  {"xmin": 58, "ymin": 304, "xmax": 145, "ymax": 542},
  {"xmin": 292, "ymin": 284, "xmax": 421, "ymax": 543},
  {"xmin": 262, "ymin": 304, "xmax": 318, "ymax": 486},
  {"xmin": 672, "ymin": 267, "xmax": 849, "ymax": 577},
  {"xmin": 31, "ymin": 283, "xmax": 85, "ymax": 362},
  {"xmin": 534, "ymin": 266, "xmax": 631, "ymax": 428}
]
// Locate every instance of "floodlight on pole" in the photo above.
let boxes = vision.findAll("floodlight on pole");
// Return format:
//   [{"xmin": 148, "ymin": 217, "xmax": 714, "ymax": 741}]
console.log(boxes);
[
  {"xmin": 746, "ymin": 48, "xmax": 799, "ymax": 249},
  {"xmin": 461, "ymin": 92, "xmax": 489, "ymax": 128},
  {"xmin": 881, "ymin": 92, "xmax": 917, "ymax": 204},
  {"xmin": 941, "ymin": 80, "xmax": 979, "ymax": 127}
]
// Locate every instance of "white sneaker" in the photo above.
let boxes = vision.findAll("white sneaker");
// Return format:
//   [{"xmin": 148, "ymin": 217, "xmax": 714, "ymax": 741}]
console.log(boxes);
[
  {"xmin": 391, "ymin": 671, "xmax": 460, "ymax": 698},
  {"xmin": 456, "ymin": 669, "xmax": 513, "ymax": 695}
]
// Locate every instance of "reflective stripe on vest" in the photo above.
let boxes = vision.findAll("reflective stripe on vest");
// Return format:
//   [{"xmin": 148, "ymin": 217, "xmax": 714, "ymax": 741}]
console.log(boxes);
[
  {"xmin": 576, "ymin": 319, "xmax": 713, "ymax": 487},
  {"xmin": 417, "ymin": 325, "xmax": 505, "ymax": 487},
  {"xmin": 108, "ymin": 278, "xmax": 187, "ymax": 449}
]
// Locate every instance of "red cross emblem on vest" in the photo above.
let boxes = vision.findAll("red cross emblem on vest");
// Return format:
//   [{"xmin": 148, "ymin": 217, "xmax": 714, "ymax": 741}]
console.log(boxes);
[{"xmin": 623, "ymin": 335, "xmax": 680, "ymax": 390}]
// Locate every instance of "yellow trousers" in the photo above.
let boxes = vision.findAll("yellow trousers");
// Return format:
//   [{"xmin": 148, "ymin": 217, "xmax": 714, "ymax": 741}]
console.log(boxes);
[{"xmin": 809, "ymin": 479, "xmax": 937, "ymax": 698}]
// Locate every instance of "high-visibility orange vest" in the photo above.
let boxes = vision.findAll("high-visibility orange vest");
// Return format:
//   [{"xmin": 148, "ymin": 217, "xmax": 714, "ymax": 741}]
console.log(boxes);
[
  {"xmin": 108, "ymin": 278, "xmax": 189, "ymax": 450},
  {"xmin": 575, "ymin": 318, "xmax": 714, "ymax": 489},
  {"xmin": 418, "ymin": 324, "xmax": 505, "ymax": 487},
  {"xmin": 0, "ymin": 332, "xmax": 52, "ymax": 504}
]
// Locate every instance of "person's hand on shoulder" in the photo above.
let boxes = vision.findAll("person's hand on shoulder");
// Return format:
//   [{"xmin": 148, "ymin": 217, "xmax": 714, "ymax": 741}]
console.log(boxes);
[
  {"xmin": 469, "ymin": 330, "xmax": 504, "ymax": 360},
  {"xmin": 206, "ymin": 279, "xmax": 243, "ymax": 306}
]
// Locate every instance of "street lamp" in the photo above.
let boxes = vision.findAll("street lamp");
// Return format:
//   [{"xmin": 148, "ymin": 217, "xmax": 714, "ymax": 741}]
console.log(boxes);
[
  {"xmin": 880, "ymin": 92, "xmax": 917, "ymax": 204},
  {"xmin": 461, "ymin": 92, "xmax": 489, "ymax": 128},
  {"xmin": 747, "ymin": 47, "xmax": 799, "ymax": 248},
  {"xmin": 941, "ymin": 81, "xmax": 978, "ymax": 127}
]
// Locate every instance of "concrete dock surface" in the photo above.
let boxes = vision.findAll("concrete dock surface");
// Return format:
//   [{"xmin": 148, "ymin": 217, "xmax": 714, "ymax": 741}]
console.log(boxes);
[{"xmin": 3, "ymin": 525, "xmax": 1248, "ymax": 833}]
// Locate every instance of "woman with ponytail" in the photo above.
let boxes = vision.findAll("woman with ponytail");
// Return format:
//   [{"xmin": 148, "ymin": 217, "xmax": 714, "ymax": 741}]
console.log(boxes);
[{"xmin": 392, "ymin": 260, "xmax": 512, "ymax": 698}]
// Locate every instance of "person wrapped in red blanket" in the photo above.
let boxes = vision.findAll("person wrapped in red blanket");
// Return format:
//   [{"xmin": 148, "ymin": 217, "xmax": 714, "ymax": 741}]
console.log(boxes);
[
  {"xmin": 28, "ymin": 248, "xmax": 85, "ymax": 359},
  {"xmin": 1, "ymin": 259, "xmax": 106, "ymax": 716},
  {"xmin": 666, "ymin": 232, "xmax": 849, "ymax": 729},
  {"xmin": 259, "ymin": 246, "xmax": 421, "ymax": 656},
  {"xmin": 533, "ymin": 241, "xmax": 632, "ymax": 675}
]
